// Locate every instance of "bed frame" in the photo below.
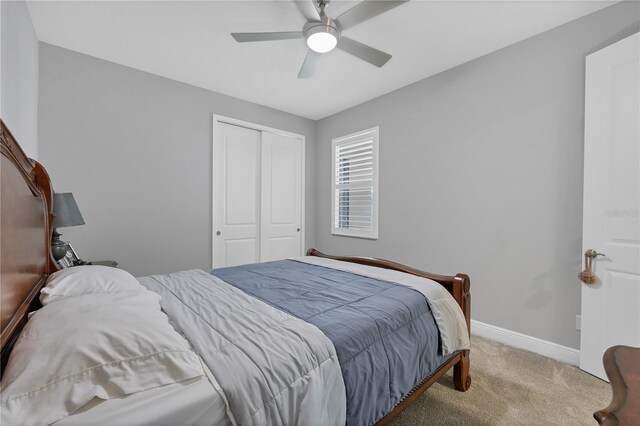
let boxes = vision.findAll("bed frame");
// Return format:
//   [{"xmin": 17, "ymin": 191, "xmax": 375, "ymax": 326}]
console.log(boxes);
[{"xmin": 0, "ymin": 119, "xmax": 471, "ymax": 423}]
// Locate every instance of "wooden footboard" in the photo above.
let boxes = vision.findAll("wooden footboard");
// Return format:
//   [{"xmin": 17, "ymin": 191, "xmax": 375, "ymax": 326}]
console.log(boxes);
[{"xmin": 306, "ymin": 249, "xmax": 471, "ymax": 424}]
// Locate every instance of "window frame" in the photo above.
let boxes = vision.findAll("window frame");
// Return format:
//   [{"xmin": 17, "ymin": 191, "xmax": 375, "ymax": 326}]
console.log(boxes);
[{"xmin": 331, "ymin": 126, "xmax": 379, "ymax": 240}]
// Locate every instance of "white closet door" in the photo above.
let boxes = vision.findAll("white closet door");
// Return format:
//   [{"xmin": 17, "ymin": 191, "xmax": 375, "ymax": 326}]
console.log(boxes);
[
  {"xmin": 260, "ymin": 132, "xmax": 303, "ymax": 262},
  {"xmin": 213, "ymin": 123, "xmax": 261, "ymax": 268}
]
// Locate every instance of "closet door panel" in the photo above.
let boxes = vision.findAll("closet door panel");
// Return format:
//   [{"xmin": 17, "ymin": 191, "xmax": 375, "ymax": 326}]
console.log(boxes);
[
  {"xmin": 213, "ymin": 123, "xmax": 261, "ymax": 268},
  {"xmin": 260, "ymin": 132, "xmax": 302, "ymax": 262}
]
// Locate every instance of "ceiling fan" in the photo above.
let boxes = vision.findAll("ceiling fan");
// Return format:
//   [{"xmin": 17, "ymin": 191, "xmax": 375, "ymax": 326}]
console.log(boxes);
[{"xmin": 231, "ymin": 0, "xmax": 409, "ymax": 78}]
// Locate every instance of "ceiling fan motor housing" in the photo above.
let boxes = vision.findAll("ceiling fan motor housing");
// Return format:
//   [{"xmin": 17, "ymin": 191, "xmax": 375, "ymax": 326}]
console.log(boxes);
[{"xmin": 303, "ymin": 16, "xmax": 341, "ymax": 43}]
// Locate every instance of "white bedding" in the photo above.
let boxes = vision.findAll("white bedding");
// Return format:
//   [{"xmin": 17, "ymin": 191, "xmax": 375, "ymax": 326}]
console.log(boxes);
[
  {"xmin": 11, "ymin": 267, "xmax": 345, "ymax": 426},
  {"xmin": 1, "ymin": 290, "xmax": 205, "ymax": 426},
  {"xmin": 55, "ymin": 305, "xmax": 235, "ymax": 426},
  {"xmin": 138, "ymin": 270, "xmax": 346, "ymax": 426},
  {"xmin": 55, "ymin": 359, "xmax": 232, "ymax": 426}
]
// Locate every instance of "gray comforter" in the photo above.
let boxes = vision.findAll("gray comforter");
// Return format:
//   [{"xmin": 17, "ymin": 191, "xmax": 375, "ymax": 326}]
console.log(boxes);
[
  {"xmin": 212, "ymin": 259, "xmax": 459, "ymax": 426},
  {"xmin": 138, "ymin": 269, "xmax": 346, "ymax": 426}
]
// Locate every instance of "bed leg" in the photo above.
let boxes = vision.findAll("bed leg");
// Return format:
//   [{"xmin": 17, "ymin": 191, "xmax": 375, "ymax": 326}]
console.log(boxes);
[
  {"xmin": 451, "ymin": 273, "xmax": 471, "ymax": 392},
  {"xmin": 454, "ymin": 350, "xmax": 471, "ymax": 391}
]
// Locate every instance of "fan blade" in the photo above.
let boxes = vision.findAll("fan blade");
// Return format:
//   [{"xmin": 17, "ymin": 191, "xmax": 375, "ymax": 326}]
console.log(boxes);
[
  {"xmin": 337, "ymin": 37, "xmax": 391, "ymax": 67},
  {"xmin": 298, "ymin": 50, "xmax": 321, "ymax": 78},
  {"xmin": 336, "ymin": 0, "xmax": 409, "ymax": 30},
  {"xmin": 231, "ymin": 32, "xmax": 304, "ymax": 42},
  {"xmin": 294, "ymin": 1, "xmax": 320, "ymax": 22}
]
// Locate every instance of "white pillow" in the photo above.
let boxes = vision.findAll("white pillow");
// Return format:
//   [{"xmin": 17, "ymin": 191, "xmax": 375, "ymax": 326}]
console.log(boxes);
[
  {"xmin": 40, "ymin": 265, "xmax": 143, "ymax": 305},
  {"xmin": 1, "ymin": 290, "xmax": 204, "ymax": 426}
]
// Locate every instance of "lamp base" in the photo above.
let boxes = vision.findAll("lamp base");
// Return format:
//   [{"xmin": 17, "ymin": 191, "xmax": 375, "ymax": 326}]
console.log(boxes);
[{"xmin": 51, "ymin": 228, "xmax": 68, "ymax": 261}]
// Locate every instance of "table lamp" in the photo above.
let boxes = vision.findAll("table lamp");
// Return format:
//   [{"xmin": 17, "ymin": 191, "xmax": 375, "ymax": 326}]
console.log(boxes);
[{"xmin": 51, "ymin": 192, "xmax": 85, "ymax": 261}]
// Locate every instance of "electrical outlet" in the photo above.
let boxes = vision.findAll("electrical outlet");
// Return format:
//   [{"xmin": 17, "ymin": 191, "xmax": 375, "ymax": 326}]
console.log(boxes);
[{"xmin": 576, "ymin": 315, "xmax": 581, "ymax": 331}]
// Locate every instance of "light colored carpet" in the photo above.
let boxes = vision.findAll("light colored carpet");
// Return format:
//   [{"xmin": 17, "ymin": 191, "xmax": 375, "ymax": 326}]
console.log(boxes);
[{"xmin": 391, "ymin": 336, "xmax": 611, "ymax": 425}]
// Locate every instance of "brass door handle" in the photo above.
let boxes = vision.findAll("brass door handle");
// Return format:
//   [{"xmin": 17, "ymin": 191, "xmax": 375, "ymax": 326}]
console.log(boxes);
[{"xmin": 579, "ymin": 249, "xmax": 605, "ymax": 284}]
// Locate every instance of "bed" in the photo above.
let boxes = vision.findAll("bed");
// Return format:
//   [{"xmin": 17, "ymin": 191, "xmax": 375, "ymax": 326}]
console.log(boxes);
[{"xmin": 0, "ymin": 119, "xmax": 471, "ymax": 425}]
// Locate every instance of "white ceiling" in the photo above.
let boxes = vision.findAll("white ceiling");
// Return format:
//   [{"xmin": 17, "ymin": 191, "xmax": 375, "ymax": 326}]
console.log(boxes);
[{"xmin": 27, "ymin": 0, "xmax": 617, "ymax": 120}]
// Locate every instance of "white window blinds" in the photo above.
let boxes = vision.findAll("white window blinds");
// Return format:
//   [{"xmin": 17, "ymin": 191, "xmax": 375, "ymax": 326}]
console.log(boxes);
[{"xmin": 331, "ymin": 127, "xmax": 379, "ymax": 239}]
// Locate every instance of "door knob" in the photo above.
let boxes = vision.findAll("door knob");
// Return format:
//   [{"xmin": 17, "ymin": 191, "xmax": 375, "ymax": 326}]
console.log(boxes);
[
  {"xmin": 216, "ymin": 231, "xmax": 221, "ymax": 236},
  {"xmin": 297, "ymin": 228, "xmax": 301, "ymax": 232},
  {"xmin": 579, "ymin": 249, "xmax": 605, "ymax": 284}
]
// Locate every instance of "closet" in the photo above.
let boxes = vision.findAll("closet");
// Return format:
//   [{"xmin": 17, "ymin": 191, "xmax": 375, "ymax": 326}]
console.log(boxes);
[{"xmin": 212, "ymin": 119, "xmax": 304, "ymax": 268}]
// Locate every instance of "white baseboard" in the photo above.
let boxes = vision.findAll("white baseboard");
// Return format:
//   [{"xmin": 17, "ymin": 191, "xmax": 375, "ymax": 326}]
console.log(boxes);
[{"xmin": 471, "ymin": 320, "xmax": 580, "ymax": 366}]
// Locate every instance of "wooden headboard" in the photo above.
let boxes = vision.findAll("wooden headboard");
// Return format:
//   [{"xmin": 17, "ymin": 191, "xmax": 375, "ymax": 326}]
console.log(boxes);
[{"xmin": 0, "ymin": 120, "xmax": 57, "ymax": 370}]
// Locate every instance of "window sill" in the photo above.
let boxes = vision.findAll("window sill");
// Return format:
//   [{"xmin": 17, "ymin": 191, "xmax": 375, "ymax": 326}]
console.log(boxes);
[{"xmin": 331, "ymin": 231, "xmax": 379, "ymax": 240}]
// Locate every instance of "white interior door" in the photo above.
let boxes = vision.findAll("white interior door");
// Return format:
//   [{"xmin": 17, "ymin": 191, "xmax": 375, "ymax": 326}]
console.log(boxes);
[
  {"xmin": 260, "ymin": 132, "xmax": 303, "ymax": 262},
  {"xmin": 213, "ymin": 123, "xmax": 261, "ymax": 268},
  {"xmin": 580, "ymin": 33, "xmax": 640, "ymax": 380}
]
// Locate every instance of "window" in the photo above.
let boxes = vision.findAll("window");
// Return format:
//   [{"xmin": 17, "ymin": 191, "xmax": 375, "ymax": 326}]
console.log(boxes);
[{"xmin": 331, "ymin": 127, "xmax": 379, "ymax": 239}]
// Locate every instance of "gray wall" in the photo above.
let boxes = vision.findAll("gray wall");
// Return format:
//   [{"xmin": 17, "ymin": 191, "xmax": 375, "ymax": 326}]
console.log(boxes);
[
  {"xmin": 39, "ymin": 44, "xmax": 316, "ymax": 277},
  {"xmin": 315, "ymin": 2, "xmax": 640, "ymax": 350},
  {"xmin": 1, "ymin": 0, "xmax": 38, "ymax": 159}
]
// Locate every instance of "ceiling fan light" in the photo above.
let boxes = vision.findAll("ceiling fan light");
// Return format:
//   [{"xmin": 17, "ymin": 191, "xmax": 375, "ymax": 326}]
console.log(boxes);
[{"xmin": 307, "ymin": 32, "xmax": 337, "ymax": 53}]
